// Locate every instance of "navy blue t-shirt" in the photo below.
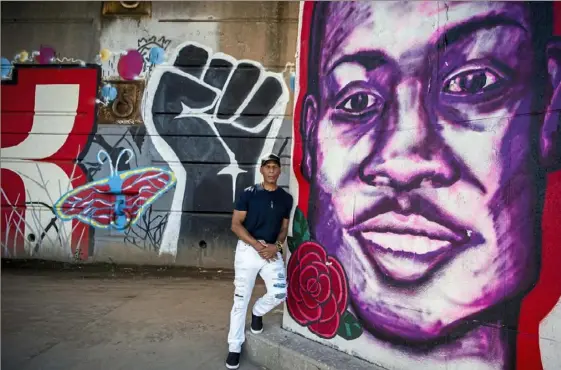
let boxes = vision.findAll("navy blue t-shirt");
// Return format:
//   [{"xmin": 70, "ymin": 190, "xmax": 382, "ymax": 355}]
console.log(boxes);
[{"xmin": 234, "ymin": 184, "xmax": 293, "ymax": 244}]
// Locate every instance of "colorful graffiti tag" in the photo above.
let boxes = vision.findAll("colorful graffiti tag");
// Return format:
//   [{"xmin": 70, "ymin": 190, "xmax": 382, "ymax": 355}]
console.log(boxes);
[
  {"xmin": 54, "ymin": 149, "xmax": 176, "ymax": 231},
  {"xmin": 286, "ymin": 2, "xmax": 561, "ymax": 370},
  {"xmin": 0, "ymin": 65, "xmax": 99, "ymax": 259}
]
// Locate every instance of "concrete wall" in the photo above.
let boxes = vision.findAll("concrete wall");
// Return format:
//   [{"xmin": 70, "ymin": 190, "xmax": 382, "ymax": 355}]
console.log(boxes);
[
  {"xmin": 4, "ymin": 2, "xmax": 561, "ymax": 370},
  {"xmin": 0, "ymin": 1, "xmax": 298, "ymax": 267},
  {"xmin": 283, "ymin": 1, "xmax": 561, "ymax": 370}
]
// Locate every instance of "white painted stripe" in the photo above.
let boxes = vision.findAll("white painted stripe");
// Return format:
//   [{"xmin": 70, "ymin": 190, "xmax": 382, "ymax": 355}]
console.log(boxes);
[{"xmin": 2, "ymin": 84, "xmax": 80, "ymax": 159}]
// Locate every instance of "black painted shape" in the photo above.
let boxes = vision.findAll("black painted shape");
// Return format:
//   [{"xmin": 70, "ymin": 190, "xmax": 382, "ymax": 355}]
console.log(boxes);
[
  {"xmin": 152, "ymin": 116, "xmax": 229, "ymax": 162},
  {"xmin": 152, "ymin": 72, "xmax": 217, "ymax": 118},
  {"xmin": 216, "ymin": 62, "xmax": 262, "ymax": 120},
  {"xmin": 235, "ymin": 76, "xmax": 284, "ymax": 129},
  {"xmin": 218, "ymin": 128, "xmax": 276, "ymax": 164},
  {"xmin": 173, "ymin": 44, "xmax": 209, "ymax": 78},
  {"xmin": 203, "ymin": 58, "xmax": 234, "ymax": 90},
  {"xmin": 149, "ymin": 55, "xmax": 284, "ymax": 214}
]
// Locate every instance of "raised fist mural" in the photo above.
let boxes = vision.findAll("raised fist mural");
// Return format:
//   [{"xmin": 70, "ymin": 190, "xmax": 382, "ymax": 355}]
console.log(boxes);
[{"xmin": 142, "ymin": 42, "xmax": 289, "ymax": 256}]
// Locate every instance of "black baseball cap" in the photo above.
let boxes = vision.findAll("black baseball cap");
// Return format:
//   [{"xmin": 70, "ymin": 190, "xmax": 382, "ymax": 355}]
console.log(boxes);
[{"xmin": 260, "ymin": 153, "xmax": 281, "ymax": 167}]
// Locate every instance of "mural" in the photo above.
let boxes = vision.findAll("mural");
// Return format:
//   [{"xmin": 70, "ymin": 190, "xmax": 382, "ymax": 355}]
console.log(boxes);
[
  {"xmin": 1, "ymin": 36, "xmax": 292, "ymax": 262},
  {"xmin": 142, "ymin": 41, "xmax": 290, "ymax": 256},
  {"xmin": 0, "ymin": 56, "xmax": 176, "ymax": 258},
  {"xmin": 53, "ymin": 148, "xmax": 176, "ymax": 231},
  {"xmin": 102, "ymin": 35, "xmax": 171, "ymax": 80},
  {"xmin": 137, "ymin": 35, "xmax": 171, "ymax": 74},
  {"xmin": 0, "ymin": 65, "xmax": 99, "ymax": 259},
  {"xmin": 286, "ymin": 2, "xmax": 561, "ymax": 370}
]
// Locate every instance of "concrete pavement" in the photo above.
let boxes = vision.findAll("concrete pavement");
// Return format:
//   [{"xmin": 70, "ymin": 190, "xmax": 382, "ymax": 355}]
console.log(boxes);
[{"xmin": 1, "ymin": 265, "xmax": 275, "ymax": 370}]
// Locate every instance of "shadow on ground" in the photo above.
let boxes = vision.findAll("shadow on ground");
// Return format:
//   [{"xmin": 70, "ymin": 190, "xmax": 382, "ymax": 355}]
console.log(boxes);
[{"xmin": 1, "ymin": 260, "xmax": 274, "ymax": 370}]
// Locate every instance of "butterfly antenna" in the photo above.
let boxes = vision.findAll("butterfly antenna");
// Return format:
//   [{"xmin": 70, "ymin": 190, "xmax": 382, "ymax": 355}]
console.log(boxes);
[
  {"xmin": 96, "ymin": 150, "xmax": 115, "ymax": 176},
  {"xmin": 115, "ymin": 148, "xmax": 135, "ymax": 173}
]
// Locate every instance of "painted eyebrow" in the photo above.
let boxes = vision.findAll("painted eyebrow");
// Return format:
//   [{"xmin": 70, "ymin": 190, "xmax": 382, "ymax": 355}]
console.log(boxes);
[
  {"xmin": 324, "ymin": 14, "xmax": 526, "ymax": 76},
  {"xmin": 325, "ymin": 50, "xmax": 387, "ymax": 77},
  {"xmin": 435, "ymin": 14, "xmax": 527, "ymax": 50}
]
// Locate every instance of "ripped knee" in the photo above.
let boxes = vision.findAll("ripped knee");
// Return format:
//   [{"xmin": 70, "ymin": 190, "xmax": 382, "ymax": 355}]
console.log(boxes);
[
  {"xmin": 272, "ymin": 273, "xmax": 287, "ymax": 303},
  {"xmin": 271, "ymin": 285, "xmax": 287, "ymax": 304},
  {"xmin": 233, "ymin": 277, "xmax": 248, "ymax": 310}
]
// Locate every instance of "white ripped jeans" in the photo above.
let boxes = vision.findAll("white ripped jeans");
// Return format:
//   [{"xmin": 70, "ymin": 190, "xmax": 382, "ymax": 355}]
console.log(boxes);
[{"xmin": 227, "ymin": 240, "xmax": 287, "ymax": 353}]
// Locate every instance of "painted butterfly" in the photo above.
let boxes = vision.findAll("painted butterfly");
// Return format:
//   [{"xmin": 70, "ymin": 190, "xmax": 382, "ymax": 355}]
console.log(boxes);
[{"xmin": 54, "ymin": 148, "xmax": 176, "ymax": 231}]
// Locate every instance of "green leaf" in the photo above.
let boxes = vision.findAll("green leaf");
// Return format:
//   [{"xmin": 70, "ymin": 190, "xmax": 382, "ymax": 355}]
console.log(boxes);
[
  {"xmin": 293, "ymin": 218, "xmax": 302, "ymax": 236},
  {"xmin": 336, "ymin": 311, "xmax": 363, "ymax": 340},
  {"xmin": 287, "ymin": 236, "xmax": 297, "ymax": 254},
  {"xmin": 289, "ymin": 207, "xmax": 312, "ymax": 254},
  {"xmin": 293, "ymin": 208, "xmax": 311, "ymax": 239},
  {"xmin": 302, "ymin": 227, "xmax": 311, "ymax": 243}
]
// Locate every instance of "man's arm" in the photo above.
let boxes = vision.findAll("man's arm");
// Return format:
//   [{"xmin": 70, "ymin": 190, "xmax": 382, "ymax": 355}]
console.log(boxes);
[
  {"xmin": 278, "ymin": 195, "xmax": 294, "ymax": 245},
  {"xmin": 231, "ymin": 210, "xmax": 265, "ymax": 251},
  {"xmin": 276, "ymin": 218, "xmax": 290, "ymax": 245}
]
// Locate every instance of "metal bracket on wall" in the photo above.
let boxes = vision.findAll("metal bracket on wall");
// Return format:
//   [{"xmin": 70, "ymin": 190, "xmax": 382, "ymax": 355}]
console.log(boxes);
[
  {"xmin": 101, "ymin": 1, "xmax": 152, "ymax": 18},
  {"xmin": 98, "ymin": 80, "xmax": 145, "ymax": 125}
]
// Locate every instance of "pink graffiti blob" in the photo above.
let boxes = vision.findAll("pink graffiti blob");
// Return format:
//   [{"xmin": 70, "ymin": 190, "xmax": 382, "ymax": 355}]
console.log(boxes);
[
  {"xmin": 38, "ymin": 46, "xmax": 56, "ymax": 64},
  {"xmin": 117, "ymin": 49, "xmax": 144, "ymax": 80}
]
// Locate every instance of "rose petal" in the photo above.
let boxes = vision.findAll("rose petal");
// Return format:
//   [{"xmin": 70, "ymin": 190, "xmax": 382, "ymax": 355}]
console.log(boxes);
[
  {"xmin": 309, "ymin": 311, "xmax": 340, "ymax": 339},
  {"xmin": 319, "ymin": 295, "xmax": 338, "ymax": 322},
  {"xmin": 297, "ymin": 299, "xmax": 322, "ymax": 322},
  {"xmin": 299, "ymin": 265, "xmax": 318, "ymax": 287},
  {"xmin": 302, "ymin": 288, "xmax": 319, "ymax": 309},
  {"xmin": 289, "ymin": 265, "xmax": 303, "ymax": 301},
  {"xmin": 310, "ymin": 260, "xmax": 329, "ymax": 275},
  {"xmin": 328, "ymin": 256, "xmax": 348, "ymax": 314},
  {"xmin": 307, "ymin": 279, "xmax": 319, "ymax": 294},
  {"xmin": 309, "ymin": 281, "xmax": 321, "ymax": 298},
  {"xmin": 297, "ymin": 241, "xmax": 327, "ymax": 262},
  {"xmin": 316, "ymin": 274, "xmax": 331, "ymax": 303},
  {"xmin": 300, "ymin": 251, "xmax": 323, "ymax": 268},
  {"xmin": 287, "ymin": 293, "xmax": 308, "ymax": 325}
]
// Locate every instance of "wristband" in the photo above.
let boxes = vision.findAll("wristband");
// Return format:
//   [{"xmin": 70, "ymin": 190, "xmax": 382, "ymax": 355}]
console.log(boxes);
[{"xmin": 276, "ymin": 241, "xmax": 283, "ymax": 252}]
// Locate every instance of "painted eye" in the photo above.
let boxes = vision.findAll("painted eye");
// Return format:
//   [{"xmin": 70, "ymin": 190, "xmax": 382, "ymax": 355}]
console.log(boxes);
[
  {"xmin": 443, "ymin": 68, "xmax": 501, "ymax": 95},
  {"xmin": 337, "ymin": 92, "xmax": 383, "ymax": 115}
]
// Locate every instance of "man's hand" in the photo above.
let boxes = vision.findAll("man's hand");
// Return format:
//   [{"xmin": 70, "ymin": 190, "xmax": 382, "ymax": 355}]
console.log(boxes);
[
  {"xmin": 258, "ymin": 243, "xmax": 278, "ymax": 261},
  {"xmin": 253, "ymin": 240, "xmax": 266, "ymax": 252}
]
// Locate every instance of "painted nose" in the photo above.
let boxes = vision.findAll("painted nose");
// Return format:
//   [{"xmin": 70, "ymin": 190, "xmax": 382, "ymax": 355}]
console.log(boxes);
[{"xmin": 360, "ymin": 78, "xmax": 458, "ymax": 190}]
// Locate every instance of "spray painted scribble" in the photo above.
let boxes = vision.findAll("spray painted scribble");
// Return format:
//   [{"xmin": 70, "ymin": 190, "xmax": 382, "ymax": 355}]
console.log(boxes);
[
  {"xmin": 137, "ymin": 35, "xmax": 171, "ymax": 71},
  {"xmin": 142, "ymin": 41, "xmax": 289, "ymax": 256},
  {"xmin": 287, "ymin": 2, "xmax": 561, "ymax": 370},
  {"xmin": 54, "ymin": 149, "xmax": 176, "ymax": 231}
]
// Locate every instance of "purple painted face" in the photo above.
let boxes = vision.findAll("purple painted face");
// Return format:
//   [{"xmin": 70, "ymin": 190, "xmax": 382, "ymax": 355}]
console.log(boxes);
[{"xmin": 303, "ymin": 2, "xmax": 551, "ymax": 341}]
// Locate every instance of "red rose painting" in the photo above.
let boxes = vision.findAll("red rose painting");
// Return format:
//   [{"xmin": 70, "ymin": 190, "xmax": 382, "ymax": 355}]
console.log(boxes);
[{"xmin": 286, "ymin": 241, "xmax": 349, "ymax": 339}]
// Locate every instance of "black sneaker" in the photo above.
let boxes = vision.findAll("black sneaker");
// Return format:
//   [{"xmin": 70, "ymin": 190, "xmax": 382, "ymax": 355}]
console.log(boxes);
[
  {"xmin": 250, "ymin": 313, "xmax": 263, "ymax": 334},
  {"xmin": 225, "ymin": 352, "xmax": 240, "ymax": 369}
]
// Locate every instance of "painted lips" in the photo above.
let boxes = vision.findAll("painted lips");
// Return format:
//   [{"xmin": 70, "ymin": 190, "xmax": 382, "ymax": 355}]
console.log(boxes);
[{"xmin": 350, "ymin": 211, "xmax": 471, "ymax": 282}]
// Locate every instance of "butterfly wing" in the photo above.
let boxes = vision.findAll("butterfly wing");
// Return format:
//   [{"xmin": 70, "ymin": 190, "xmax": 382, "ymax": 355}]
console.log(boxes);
[
  {"xmin": 53, "ymin": 178, "xmax": 116, "ymax": 229},
  {"xmin": 119, "ymin": 167, "xmax": 176, "ymax": 226}
]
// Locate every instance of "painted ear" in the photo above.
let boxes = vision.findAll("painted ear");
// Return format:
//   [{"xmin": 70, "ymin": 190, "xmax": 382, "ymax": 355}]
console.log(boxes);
[
  {"xmin": 541, "ymin": 37, "xmax": 561, "ymax": 171},
  {"xmin": 301, "ymin": 95, "xmax": 318, "ymax": 181}
]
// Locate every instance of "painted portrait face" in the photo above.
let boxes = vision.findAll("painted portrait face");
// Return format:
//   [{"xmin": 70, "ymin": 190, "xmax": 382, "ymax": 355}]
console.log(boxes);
[{"xmin": 302, "ymin": 1, "xmax": 556, "ymax": 341}]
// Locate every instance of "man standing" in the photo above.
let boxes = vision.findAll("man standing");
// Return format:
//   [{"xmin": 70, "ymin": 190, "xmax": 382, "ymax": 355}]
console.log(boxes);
[{"xmin": 226, "ymin": 153, "xmax": 293, "ymax": 369}]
